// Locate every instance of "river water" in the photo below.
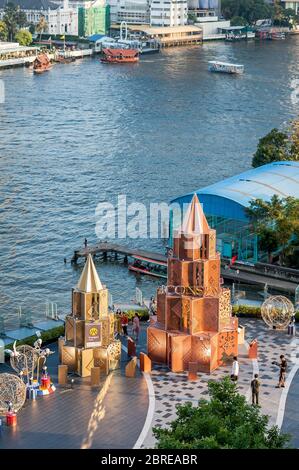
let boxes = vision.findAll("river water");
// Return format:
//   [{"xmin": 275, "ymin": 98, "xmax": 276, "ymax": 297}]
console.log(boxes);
[{"xmin": 0, "ymin": 38, "xmax": 298, "ymax": 326}]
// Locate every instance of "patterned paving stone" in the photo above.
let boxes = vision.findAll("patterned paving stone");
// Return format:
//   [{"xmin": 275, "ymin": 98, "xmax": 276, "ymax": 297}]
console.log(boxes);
[{"xmin": 142, "ymin": 318, "xmax": 298, "ymax": 448}]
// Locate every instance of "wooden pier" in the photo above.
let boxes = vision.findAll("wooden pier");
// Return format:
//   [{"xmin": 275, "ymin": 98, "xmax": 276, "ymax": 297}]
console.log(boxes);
[
  {"xmin": 72, "ymin": 242, "xmax": 298, "ymax": 294},
  {"xmin": 73, "ymin": 242, "xmax": 167, "ymax": 264}
]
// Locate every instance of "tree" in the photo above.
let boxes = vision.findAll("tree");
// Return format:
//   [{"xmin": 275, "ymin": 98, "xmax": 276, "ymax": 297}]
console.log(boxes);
[
  {"xmin": 3, "ymin": 2, "xmax": 27, "ymax": 41},
  {"xmin": 222, "ymin": 0, "xmax": 273, "ymax": 24},
  {"xmin": 246, "ymin": 195, "xmax": 299, "ymax": 264},
  {"xmin": 15, "ymin": 29, "xmax": 32, "ymax": 46},
  {"xmin": 252, "ymin": 118, "xmax": 299, "ymax": 168},
  {"xmin": 36, "ymin": 16, "xmax": 47, "ymax": 43},
  {"xmin": 231, "ymin": 16, "xmax": 248, "ymax": 26},
  {"xmin": 154, "ymin": 377, "xmax": 291, "ymax": 449},
  {"xmin": 252, "ymin": 128, "xmax": 288, "ymax": 168},
  {"xmin": 0, "ymin": 20, "xmax": 8, "ymax": 41},
  {"xmin": 272, "ymin": 1, "xmax": 297, "ymax": 27}
]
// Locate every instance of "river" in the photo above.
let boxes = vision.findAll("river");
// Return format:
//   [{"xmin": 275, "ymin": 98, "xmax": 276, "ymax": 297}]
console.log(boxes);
[{"xmin": 0, "ymin": 37, "xmax": 298, "ymax": 326}]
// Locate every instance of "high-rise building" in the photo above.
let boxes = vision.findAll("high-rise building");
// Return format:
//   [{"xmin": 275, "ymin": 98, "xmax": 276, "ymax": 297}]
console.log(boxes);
[
  {"xmin": 78, "ymin": 0, "xmax": 110, "ymax": 36},
  {"xmin": 109, "ymin": 0, "xmax": 150, "ymax": 24},
  {"xmin": 150, "ymin": 0, "xmax": 188, "ymax": 27}
]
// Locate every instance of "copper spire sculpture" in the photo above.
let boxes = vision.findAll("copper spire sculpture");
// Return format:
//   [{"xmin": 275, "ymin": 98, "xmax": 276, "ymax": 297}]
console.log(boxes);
[{"xmin": 147, "ymin": 195, "xmax": 239, "ymax": 373}]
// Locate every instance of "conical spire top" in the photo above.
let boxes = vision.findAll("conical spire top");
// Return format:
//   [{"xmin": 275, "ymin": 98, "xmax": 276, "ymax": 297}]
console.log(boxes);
[
  {"xmin": 76, "ymin": 254, "xmax": 103, "ymax": 293},
  {"xmin": 181, "ymin": 194, "xmax": 210, "ymax": 235}
]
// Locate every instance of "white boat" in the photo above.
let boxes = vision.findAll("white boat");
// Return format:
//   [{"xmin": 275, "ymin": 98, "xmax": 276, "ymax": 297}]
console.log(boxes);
[{"xmin": 208, "ymin": 61, "xmax": 244, "ymax": 74}]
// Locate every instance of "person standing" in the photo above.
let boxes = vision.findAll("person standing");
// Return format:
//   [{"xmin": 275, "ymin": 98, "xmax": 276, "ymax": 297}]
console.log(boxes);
[
  {"xmin": 84, "ymin": 238, "xmax": 88, "ymax": 248},
  {"xmin": 132, "ymin": 313, "xmax": 140, "ymax": 342},
  {"xmin": 251, "ymin": 374, "xmax": 260, "ymax": 405},
  {"xmin": 121, "ymin": 312, "xmax": 128, "ymax": 336},
  {"xmin": 274, "ymin": 355, "xmax": 288, "ymax": 388},
  {"xmin": 231, "ymin": 356, "xmax": 239, "ymax": 382}
]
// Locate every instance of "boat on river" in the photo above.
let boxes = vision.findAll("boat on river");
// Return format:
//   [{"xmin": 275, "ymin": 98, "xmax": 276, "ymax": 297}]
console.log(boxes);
[
  {"xmin": 33, "ymin": 53, "xmax": 52, "ymax": 74},
  {"xmin": 128, "ymin": 256, "xmax": 167, "ymax": 279},
  {"xmin": 101, "ymin": 48, "xmax": 139, "ymax": 64},
  {"xmin": 208, "ymin": 61, "xmax": 244, "ymax": 74}
]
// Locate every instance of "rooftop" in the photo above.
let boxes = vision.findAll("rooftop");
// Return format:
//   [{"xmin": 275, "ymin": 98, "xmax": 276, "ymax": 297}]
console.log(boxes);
[
  {"xmin": 171, "ymin": 161, "xmax": 299, "ymax": 221},
  {"xmin": 0, "ymin": 0, "xmax": 58, "ymax": 10},
  {"xmin": 128, "ymin": 25, "xmax": 202, "ymax": 35}
]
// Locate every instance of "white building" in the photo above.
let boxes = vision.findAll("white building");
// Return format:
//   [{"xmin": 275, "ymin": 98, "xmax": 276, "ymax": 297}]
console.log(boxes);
[
  {"xmin": 109, "ymin": 0, "xmax": 150, "ymax": 24},
  {"xmin": 46, "ymin": 0, "xmax": 78, "ymax": 35},
  {"xmin": 0, "ymin": 0, "xmax": 56, "ymax": 24},
  {"xmin": 150, "ymin": 0, "xmax": 188, "ymax": 27},
  {"xmin": 281, "ymin": 0, "xmax": 299, "ymax": 14}
]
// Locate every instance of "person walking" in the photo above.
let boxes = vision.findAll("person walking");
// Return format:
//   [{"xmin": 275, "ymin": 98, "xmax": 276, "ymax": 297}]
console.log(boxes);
[
  {"xmin": 132, "ymin": 313, "xmax": 140, "ymax": 342},
  {"xmin": 231, "ymin": 356, "xmax": 239, "ymax": 382},
  {"xmin": 251, "ymin": 373, "xmax": 260, "ymax": 405},
  {"xmin": 274, "ymin": 355, "xmax": 288, "ymax": 388},
  {"xmin": 121, "ymin": 312, "xmax": 128, "ymax": 336}
]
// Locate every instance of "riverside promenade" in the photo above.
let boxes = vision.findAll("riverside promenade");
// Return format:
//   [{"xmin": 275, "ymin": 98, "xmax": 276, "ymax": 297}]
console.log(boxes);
[{"xmin": 0, "ymin": 318, "xmax": 298, "ymax": 449}]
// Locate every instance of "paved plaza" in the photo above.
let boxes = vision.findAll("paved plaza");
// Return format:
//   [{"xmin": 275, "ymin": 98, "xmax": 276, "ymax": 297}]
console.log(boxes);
[{"xmin": 0, "ymin": 318, "xmax": 298, "ymax": 449}]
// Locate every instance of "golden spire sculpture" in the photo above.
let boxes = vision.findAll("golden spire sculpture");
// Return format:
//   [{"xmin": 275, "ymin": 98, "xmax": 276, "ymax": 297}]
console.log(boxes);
[
  {"xmin": 76, "ymin": 254, "xmax": 103, "ymax": 293},
  {"xmin": 60, "ymin": 255, "xmax": 121, "ymax": 377}
]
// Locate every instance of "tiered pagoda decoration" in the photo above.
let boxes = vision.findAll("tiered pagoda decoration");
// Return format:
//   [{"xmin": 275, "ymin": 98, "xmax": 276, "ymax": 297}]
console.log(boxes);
[
  {"xmin": 61, "ymin": 255, "xmax": 121, "ymax": 377},
  {"xmin": 147, "ymin": 194, "xmax": 238, "ymax": 373}
]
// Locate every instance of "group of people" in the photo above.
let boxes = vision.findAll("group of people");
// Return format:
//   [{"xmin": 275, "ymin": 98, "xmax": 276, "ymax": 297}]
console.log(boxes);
[
  {"xmin": 115, "ymin": 309, "xmax": 140, "ymax": 342},
  {"xmin": 231, "ymin": 354, "xmax": 288, "ymax": 406}
]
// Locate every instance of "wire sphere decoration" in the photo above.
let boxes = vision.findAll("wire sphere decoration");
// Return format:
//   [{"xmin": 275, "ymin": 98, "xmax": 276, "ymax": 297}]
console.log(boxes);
[
  {"xmin": 261, "ymin": 295, "xmax": 294, "ymax": 330},
  {"xmin": 10, "ymin": 345, "xmax": 39, "ymax": 376},
  {"xmin": 0, "ymin": 373, "xmax": 27, "ymax": 413}
]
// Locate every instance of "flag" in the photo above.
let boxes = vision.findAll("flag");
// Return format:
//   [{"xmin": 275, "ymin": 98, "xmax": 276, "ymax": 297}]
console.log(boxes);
[{"xmin": 230, "ymin": 255, "xmax": 238, "ymax": 266}]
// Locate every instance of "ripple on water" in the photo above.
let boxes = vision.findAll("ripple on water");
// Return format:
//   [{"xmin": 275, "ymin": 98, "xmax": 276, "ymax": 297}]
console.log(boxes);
[{"xmin": 0, "ymin": 39, "xmax": 298, "ymax": 325}]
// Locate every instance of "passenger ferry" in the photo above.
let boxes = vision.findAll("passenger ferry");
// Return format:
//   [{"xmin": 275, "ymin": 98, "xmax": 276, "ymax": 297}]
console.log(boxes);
[
  {"xmin": 208, "ymin": 61, "xmax": 244, "ymax": 74},
  {"xmin": 101, "ymin": 48, "xmax": 139, "ymax": 64}
]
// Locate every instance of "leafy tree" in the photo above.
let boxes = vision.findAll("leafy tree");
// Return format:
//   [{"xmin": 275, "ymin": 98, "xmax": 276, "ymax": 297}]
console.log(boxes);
[
  {"xmin": 272, "ymin": 1, "xmax": 297, "ymax": 27},
  {"xmin": 15, "ymin": 29, "xmax": 32, "ymax": 46},
  {"xmin": 3, "ymin": 2, "xmax": 27, "ymax": 41},
  {"xmin": 257, "ymin": 227, "xmax": 279, "ymax": 263},
  {"xmin": 0, "ymin": 20, "xmax": 8, "ymax": 41},
  {"xmin": 252, "ymin": 128, "xmax": 288, "ymax": 168},
  {"xmin": 188, "ymin": 12, "xmax": 197, "ymax": 24},
  {"xmin": 28, "ymin": 23, "xmax": 35, "ymax": 35},
  {"xmin": 154, "ymin": 377, "xmax": 291, "ymax": 449},
  {"xmin": 222, "ymin": 0, "xmax": 273, "ymax": 24},
  {"xmin": 289, "ymin": 118, "xmax": 299, "ymax": 160},
  {"xmin": 252, "ymin": 119, "xmax": 299, "ymax": 168},
  {"xmin": 36, "ymin": 16, "xmax": 47, "ymax": 43},
  {"xmin": 231, "ymin": 16, "xmax": 248, "ymax": 26},
  {"xmin": 246, "ymin": 195, "xmax": 299, "ymax": 264}
]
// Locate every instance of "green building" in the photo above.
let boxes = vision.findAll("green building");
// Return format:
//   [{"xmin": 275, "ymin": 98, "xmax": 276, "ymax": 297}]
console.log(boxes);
[{"xmin": 78, "ymin": 4, "xmax": 110, "ymax": 37}]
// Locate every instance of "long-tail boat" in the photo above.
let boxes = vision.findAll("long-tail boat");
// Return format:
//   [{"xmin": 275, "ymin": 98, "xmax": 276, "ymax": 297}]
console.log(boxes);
[
  {"xmin": 33, "ymin": 53, "xmax": 52, "ymax": 74},
  {"xmin": 101, "ymin": 48, "xmax": 139, "ymax": 64}
]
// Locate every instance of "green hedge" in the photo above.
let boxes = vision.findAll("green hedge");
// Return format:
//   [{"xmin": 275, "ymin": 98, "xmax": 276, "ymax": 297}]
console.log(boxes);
[
  {"xmin": 4, "ymin": 310, "xmax": 149, "ymax": 352},
  {"xmin": 232, "ymin": 305, "xmax": 299, "ymax": 321},
  {"xmin": 124, "ymin": 309, "xmax": 149, "ymax": 321},
  {"xmin": 5, "ymin": 325, "xmax": 64, "ymax": 352}
]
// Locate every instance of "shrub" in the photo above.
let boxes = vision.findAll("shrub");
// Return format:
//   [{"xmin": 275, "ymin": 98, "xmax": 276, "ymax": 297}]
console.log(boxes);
[
  {"xmin": 5, "ymin": 325, "xmax": 64, "ymax": 351},
  {"xmin": 124, "ymin": 308, "xmax": 149, "ymax": 321}
]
